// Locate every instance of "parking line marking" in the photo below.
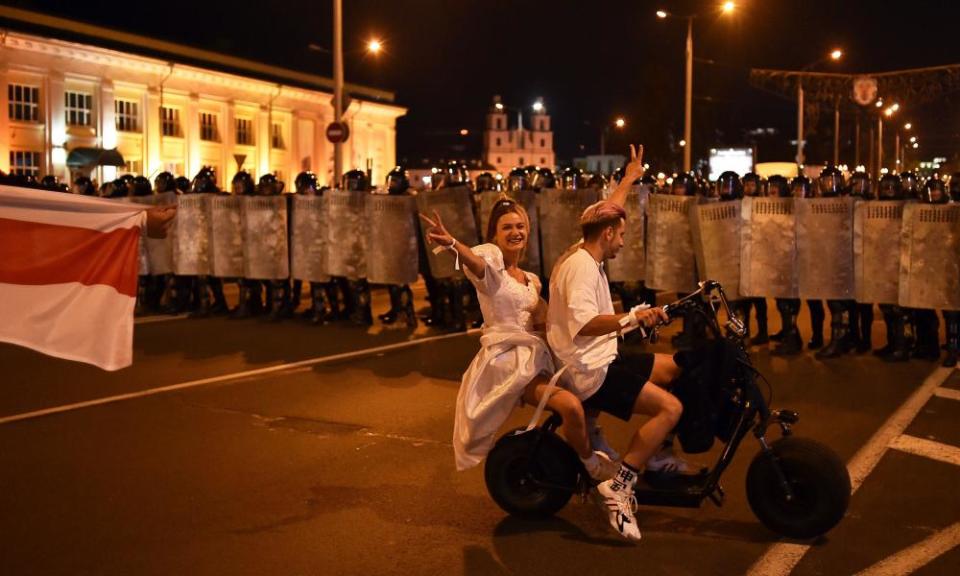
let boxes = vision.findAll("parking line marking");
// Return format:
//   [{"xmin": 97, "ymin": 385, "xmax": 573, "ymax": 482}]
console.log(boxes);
[
  {"xmin": 889, "ymin": 434, "xmax": 960, "ymax": 467},
  {"xmin": 933, "ymin": 387, "xmax": 960, "ymax": 402},
  {"xmin": 0, "ymin": 329, "xmax": 479, "ymax": 426},
  {"xmin": 854, "ymin": 522, "xmax": 960, "ymax": 576},
  {"xmin": 746, "ymin": 366, "xmax": 955, "ymax": 576}
]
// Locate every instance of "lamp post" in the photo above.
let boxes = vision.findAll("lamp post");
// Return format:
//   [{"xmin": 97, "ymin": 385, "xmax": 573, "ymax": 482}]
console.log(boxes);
[
  {"xmin": 796, "ymin": 49, "xmax": 843, "ymax": 172},
  {"xmin": 657, "ymin": 2, "xmax": 735, "ymax": 172},
  {"xmin": 600, "ymin": 117, "xmax": 626, "ymax": 158}
]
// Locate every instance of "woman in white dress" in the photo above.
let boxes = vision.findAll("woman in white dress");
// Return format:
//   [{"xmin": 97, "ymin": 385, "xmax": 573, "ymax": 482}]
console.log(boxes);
[{"xmin": 420, "ymin": 199, "xmax": 616, "ymax": 480}]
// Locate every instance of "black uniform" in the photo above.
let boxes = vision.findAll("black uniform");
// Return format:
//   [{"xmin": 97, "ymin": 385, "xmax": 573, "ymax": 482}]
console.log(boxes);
[{"xmin": 376, "ymin": 167, "xmax": 418, "ymax": 328}]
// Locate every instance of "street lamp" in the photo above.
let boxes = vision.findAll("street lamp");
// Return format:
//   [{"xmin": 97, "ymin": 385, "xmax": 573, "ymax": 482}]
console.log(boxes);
[
  {"xmin": 532, "ymin": 99, "xmax": 544, "ymax": 113},
  {"xmin": 366, "ymin": 38, "xmax": 382, "ymax": 54},
  {"xmin": 615, "ymin": 117, "xmax": 626, "ymax": 128},
  {"xmin": 600, "ymin": 117, "xmax": 626, "ymax": 158},
  {"xmin": 796, "ymin": 48, "xmax": 844, "ymax": 171},
  {"xmin": 656, "ymin": 3, "xmax": 736, "ymax": 172}
]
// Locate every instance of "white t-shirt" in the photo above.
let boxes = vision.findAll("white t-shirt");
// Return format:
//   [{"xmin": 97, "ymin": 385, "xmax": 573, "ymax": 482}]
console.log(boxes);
[{"xmin": 547, "ymin": 247, "xmax": 618, "ymax": 400}]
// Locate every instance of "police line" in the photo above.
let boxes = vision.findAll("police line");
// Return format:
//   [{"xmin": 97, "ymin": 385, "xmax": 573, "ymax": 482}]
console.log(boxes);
[{"xmin": 126, "ymin": 188, "xmax": 960, "ymax": 311}]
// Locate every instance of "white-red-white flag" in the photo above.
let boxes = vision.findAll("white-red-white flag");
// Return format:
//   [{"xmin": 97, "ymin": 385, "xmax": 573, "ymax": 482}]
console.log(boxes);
[{"xmin": 0, "ymin": 184, "xmax": 146, "ymax": 371}]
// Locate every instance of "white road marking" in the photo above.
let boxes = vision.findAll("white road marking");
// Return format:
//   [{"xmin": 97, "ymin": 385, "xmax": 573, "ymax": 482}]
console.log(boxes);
[
  {"xmin": 889, "ymin": 434, "xmax": 960, "ymax": 467},
  {"xmin": 854, "ymin": 522, "xmax": 960, "ymax": 576},
  {"xmin": 746, "ymin": 366, "xmax": 955, "ymax": 576},
  {"xmin": 0, "ymin": 329, "xmax": 479, "ymax": 426},
  {"xmin": 933, "ymin": 387, "xmax": 960, "ymax": 402},
  {"xmin": 134, "ymin": 314, "xmax": 188, "ymax": 324}
]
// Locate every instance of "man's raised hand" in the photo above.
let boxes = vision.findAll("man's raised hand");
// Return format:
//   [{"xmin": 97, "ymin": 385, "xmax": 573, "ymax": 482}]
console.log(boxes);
[{"xmin": 624, "ymin": 144, "xmax": 645, "ymax": 183}]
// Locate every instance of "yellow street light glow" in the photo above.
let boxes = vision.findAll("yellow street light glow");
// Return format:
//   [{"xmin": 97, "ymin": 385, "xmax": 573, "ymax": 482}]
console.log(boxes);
[
  {"xmin": 459, "ymin": 129, "xmax": 469, "ymax": 136},
  {"xmin": 904, "ymin": 122, "xmax": 912, "ymax": 130},
  {"xmin": 679, "ymin": 139, "xmax": 687, "ymax": 147},
  {"xmin": 875, "ymin": 99, "xmax": 884, "ymax": 108},
  {"xmin": 656, "ymin": 10, "xmax": 668, "ymax": 18},
  {"xmin": 830, "ymin": 49, "xmax": 843, "ymax": 60},
  {"xmin": 366, "ymin": 39, "xmax": 382, "ymax": 53},
  {"xmin": 615, "ymin": 118, "xmax": 626, "ymax": 128},
  {"xmin": 532, "ymin": 100, "xmax": 544, "ymax": 112},
  {"xmin": 495, "ymin": 102, "xmax": 504, "ymax": 111},
  {"xmin": 890, "ymin": 103, "xmax": 900, "ymax": 112},
  {"xmin": 722, "ymin": 1, "xmax": 735, "ymax": 13},
  {"xmin": 884, "ymin": 108, "xmax": 893, "ymax": 117},
  {"xmin": 909, "ymin": 136, "xmax": 917, "ymax": 143},
  {"xmin": 912, "ymin": 143, "xmax": 919, "ymax": 149}
]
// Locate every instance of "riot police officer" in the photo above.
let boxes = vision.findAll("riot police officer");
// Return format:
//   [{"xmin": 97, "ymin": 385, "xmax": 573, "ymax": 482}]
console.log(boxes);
[
  {"xmin": 174, "ymin": 176, "xmax": 190, "ymax": 194},
  {"xmin": 900, "ymin": 171, "xmax": 920, "ymax": 200},
  {"xmin": 763, "ymin": 175, "xmax": 804, "ymax": 355},
  {"xmin": 742, "ymin": 172, "xmax": 764, "ymax": 198},
  {"xmin": 507, "ymin": 166, "xmax": 533, "ymax": 192},
  {"xmin": 188, "ymin": 167, "xmax": 229, "ymax": 317},
  {"xmin": 813, "ymin": 166, "xmax": 857, "ymax": 359},
  {"xmin": 945, "ymin": 174, "xmax": 960, "ymax": 367},
  {"xmin": 531, "ymin": 167, "xmax": 556, "ymax": 190},
  {"xmin": 560, "ymin": 166, "xmax": 588, "ymax": 191},
  {"xmin": 789, "ymin": 175, "xmax": 826, "ymax": 350},
  {"xmin": 376, "ymin": 167, "xmax": 418, "ymax": 328},
  {"xmin": 739, "ymin": 172, "xmax": 771, "ymax": 345},
  {"xmin": 337, "ymin": 169, "xmax": 373, "ymax": 325},
  {"xmin": 291, "ymin": 171, "xmax": 334, "ymax": 324},
  {"xmin": 671, "ymin": 172, "xmax": 697, "ymax": 196},
  {"xmin": 154, "ymin": 171, "xmax": 177, "ymax": 195},
  {"xmin": 474, "ymin": 171, "xmax": 499, "ymax": 193},
  {"xmin": 911, "ymin": 177, "xmax": 948, "ymax": 362},
  {"xmin": 40, "ymin": 175, "xmax": 69, "ymax": 192},
  {"xmin": 847, "ymin": 171, "xmax": 876, "ymax": 353},
  {"xmin": 230, "ymin": 171, "xmax": 264, "ymax": 318},
  {"xmin": 71, "ymin": 175, "xmax": 96, "ymax": 196},
  {"xmin": 872, "ymin": 173, "xmax": 911, "ymax": 361},
  {"xmin": 252, "ymin": 173, "xmax": 294, "ymax": 321}
]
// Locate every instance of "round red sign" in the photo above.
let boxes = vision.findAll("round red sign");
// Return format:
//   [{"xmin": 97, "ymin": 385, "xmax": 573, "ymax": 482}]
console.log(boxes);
[{"xmin": 326, "ymin": 122, "xmax": 350, "ymax": 144}]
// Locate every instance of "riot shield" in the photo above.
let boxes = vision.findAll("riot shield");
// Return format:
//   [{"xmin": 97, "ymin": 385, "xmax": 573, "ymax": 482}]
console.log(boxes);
[
  {"xmin": 172, "ymin": 194, "xmax": 211, "ymax": 275},
  {"xmin": 208, "ymin": 195, "xmax": 244, "ymax": 278},
  {"xmin": 539, "ymin": 188, "xmax": 600, "ymax": 279},
  {"xmin": 416, "ymin": 186, "xmax": 480, "ymax": 279},
  {"xmin": 854, "ymin": 201, "xmax": 904, "ymax": 305},
  {"xmin": 324, "ymin": 189, "xmax": 367, "ymax": 279},
  {"xmin": 645, "ymin": 194, "xmax": 698, "ymax": 293},
  {"xmin": 899, "ymin": 203, "xmax": 960, "ymax": 310},
  {"xmin": 606, "ymin": 185, "xmax": 649, "ymax": 282},
  {"xmin": 691, "ymin": 199, "xmax": 742, "ymax": 298},
  {"xmin": 740, "ymin": 197, "xmax": 797, "ymax": 298},
  {"xmin": 797, "ymin": 197, "xmax": 855, "ymax": 300},
  {"xmin": 291, "ymin": 195, "xmax": 330, "ymax": 282},
  {"xmin": 241, "ymin": 196, "xmax": 289, "ymax": 280},
  {"xmin": 366, "ymin": 194, "xmax": 419, "ymax": 285},
  {"xmin": 479, "ymin": 189, "xmax": 542, "ymax": 275}
]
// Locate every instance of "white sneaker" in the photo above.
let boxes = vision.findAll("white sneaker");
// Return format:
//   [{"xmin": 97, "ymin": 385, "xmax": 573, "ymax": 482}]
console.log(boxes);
[
  {"xmin": 645, "ymin": 451, "xmax": 692, "ymax": 474},
  {"xmin": 594, "ymin": 479, "xmax": 642, "ymax": 542},
  {"xmin": 582, "ymin": 451, "xmax": 620, "ymax": 482},
  {"xmin": 590, "ymin": 425, "xmax": 621, "ymax": 461}
]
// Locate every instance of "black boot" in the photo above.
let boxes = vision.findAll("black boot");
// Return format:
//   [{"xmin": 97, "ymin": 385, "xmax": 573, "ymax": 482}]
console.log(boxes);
[
  {"xmin": 856, "ymin": 304, "xmax": 874, "ymax": 353},
  {"xmin": 379, "ymin": 285, "xmax": 402, "ymax": 324},
  {"xmin": 874, "ymin": 307, "xmax": 896, "ymax": 357},
  {"xmin": 912, "ymin": 309, "xmax": 941, "ymax": 361},
  {"xmin": 401, "ymin": 285, "xmax": 418, "ymax": 329},
  {"xmin": 772, "ymin": 313, "xmax": 803, "ymax": 356},
  {"xmin": 885, "ymin": 312, "xmax": 910, "ymax": 363},
  {"xmin": 309, "ymin": 283, "xmax": 331, "ymax": 324},
  {"xmin": 287, "ymin": 279, "xmax": 303, "ymax": 316},
  {"xmin": 232, "ymin": 281, "xmax": 251, "ymax": 319},
  {"xmin": 135, "ymin": 276, "xmax": 149, "ymax": 316},
  {"xmin": 807, "ymin": 300, "xmax": 825, "ymax": 350},
  {"xmin": 268, "ymin": 281, "xmax": 290, "ymax": 321},
  {"xmin": 189, "ymin": 276, "xmax": 212, "ymax": 318},
  {"xmin": 349, "ymin": 280, "xmax": 373, "ymax": 326},
  {"xmin": 209, "ymin": 277, "xmax": 228, "ymax": 315},
  {"xmin": 749, "ymin": 298, "xmax": 769, "ymax": 345},
  {"xmin": 943, "ymin": 313, "xmax": 959, "ymax": 368},
  {"xmin": 816, "ymin": 303, "xmax": 853, "ymax": 359}
]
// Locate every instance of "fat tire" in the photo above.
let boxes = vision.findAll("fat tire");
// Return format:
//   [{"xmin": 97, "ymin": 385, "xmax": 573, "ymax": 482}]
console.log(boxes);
[
  {"xmin": 746, "ymin": 436, "xmax": 851, "ymax": 539},
  {"xmin": 484, "ymin": 429, "xmax": 579, "ymax": 518}
]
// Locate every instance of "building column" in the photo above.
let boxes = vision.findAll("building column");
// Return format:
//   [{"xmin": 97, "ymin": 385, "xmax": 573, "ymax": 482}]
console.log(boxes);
[
  {"xmin": 186, "ymin": 92, "xmax": 200, "ymax": 178},
  {"xmin": 315, "ymin": 111, "xmax": 328, "ymax": 186},
  {"xmin": 289, "ymin": 111, "xmax": 300, "ymax": 185},
  {"xmin": 222, "ymin": 99, "xmax": 235, "ymax": 183},
  {"xmin": 45, "ymin": 71, "xmax": 65, "ymax": 179},
  {"xmin": 0, "ymin": 66, "xmax": 10, "ymax": 173},
  {"xmin": 144, "ymin": 87, "xmax": 162, "ymax": 178},
  {"xmin": 257, "ymin": 104, "xmax": 270, "ymax": 177}
]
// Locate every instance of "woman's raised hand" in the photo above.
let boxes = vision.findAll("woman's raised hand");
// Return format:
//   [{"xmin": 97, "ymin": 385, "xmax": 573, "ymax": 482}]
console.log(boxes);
[{"xmin": 419, "ymin": 210, "xmax": 455, "ymax": 247}]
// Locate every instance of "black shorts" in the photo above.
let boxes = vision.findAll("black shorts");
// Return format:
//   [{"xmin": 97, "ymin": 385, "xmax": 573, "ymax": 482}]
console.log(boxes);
[{"xmin": 582, "ymin": 350, "xmax": 655, "ymax": 421}]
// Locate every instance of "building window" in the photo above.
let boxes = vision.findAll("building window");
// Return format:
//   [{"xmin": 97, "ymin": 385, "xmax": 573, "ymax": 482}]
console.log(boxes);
[
  {"xmin": 496, "ymin": 118, "xmax": 502, "ymax": 129},
  {"xmin": 9, "ymin": 150, "xmax": 41, "ymax": 176},
  {"xmin": 115, "ymin": 99, "xmax": 140, "ymax": 132},
  {"xmin": 235, "ymin": 118, "xmax": 254, "ymax": 145},
  {"xmin": 65, "ymin": 91, "xmax": 93, "ymax": 127},
  {"xmin": 200, "ymin": 112, "xmax": 220, "ymax": 142},
  {"xmin": 519, "ymin": 157, "xmax": 524, "ymax": 165},
  {"xmin": 163, "ymin": 161, "xmax": 184, "ymax": 176},
  {"xmin": 541, "ymin": 158, "xmax": 546, "ymax": 164},
  {"xmin": 8, "ymin": 84, "xmax": 40, "ymax": 122},
  {"xmin": 496, "ymin": 157, "xmax": 501, "ymax": 164},
  {"xmin": 540, "ymin": 138, "xmax": 545, "ymax": 147},
  {"xmin": 271, "ymin": 123, "xmax": 285, "ymax": 149},
  {"xmin": 496, "ymin": 137, "xmax": 501, "ymax": 147},
  {"xmin": 161, "ymin": 107, "xmax": 182, "ymax": 137},
  {"xmin": 122, "ymin": 159, "xmax": 142, "ymax": 175}
]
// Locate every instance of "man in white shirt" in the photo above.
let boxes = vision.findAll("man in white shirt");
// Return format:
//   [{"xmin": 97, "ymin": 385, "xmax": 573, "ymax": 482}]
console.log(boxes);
[{"xmin": 547, "ymin": 199, "xmax": 683, "ymax": 542}]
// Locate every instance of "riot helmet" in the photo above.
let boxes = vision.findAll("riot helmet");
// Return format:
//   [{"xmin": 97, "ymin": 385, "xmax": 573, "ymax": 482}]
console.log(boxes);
[
  {"xmin": 900, "ymin": 171, "xmax": 919, "ymax": 200},
  {"xmin": 611, "ymin": 166, "xmax": 625, "ymax": 184},
  {"xmin": 533, "ymin": 167, "xmax": 556, "ymax": 189},
  {"xmin": 385, "ymin": 166, "xmax": 411, "ymax": 195},
  {"xmin": 111, "ymin": 176, "xmax": 131, "ymax": 197},
  {"xmin": 174, "ymin": 176, "xmax": 190, "ymax": 194},
  {"xmin": 560, "ymin": 166, "xmax": 587, "ymax": 190},
  {"xmin": 257, "ymin": 173, "xmax": 285, "ymax": 196},
  {"xmin": 716, "ymin": 171, "xmax": 743, "ymax": 200},
  {"xmin": 190, "ymin": 167, "xmax": 218, "ymax": 194},
  {"xmin": 39, "ymin": 175, "xmax": 65, "ymax": 192},
  {"xmin": 473, "ymin": 171, "xmax": 498, "ymax": 193},
  {"xmin": 587, "ymin": 172, "xmax": 608, "ymax": 189},
  {"xmin": 132, "ymin": 175, "xmax": 153, "ymax": 197},
  {"xmin": 818, "ymin": 166, "xmax": 844, "ymax": 197},
  {"xmin": 949, "ymin": 172, "xmax": 960, "ymax": 202},
  {"xmin": 429, "ymin": 167, "xmax": 447, "ymax": 190},
  {"xmin": 341, "ymin": 169, "xmax": 368, "ymax": 192},
  {"xmin": 671, "ymin": 173, "xmax": 697, "ymax": 196},
  {"xmin": 154, "ymin": 171, "xmax": 176, "ymax": 194},
  {"xmin": 445, "ymin": 161, "xmax": 471, "ymax": 188},
  {"xmin": 295, "ymin": 171, "xmax": 320, "ymax": 195},
  {"xmin": 877, "ymin": 173, "xmax": 903, "ymax": 200},
  {"xmin": 766, "ymin": 175, "xmax": 791, "ymax": 198},
  {"xmin": 232, "ymin": 171, "xmax": 256, "ymax": 196},
  {"xmin": 72, "ymin": 175, "xmax": 96, "ymax": 196},
  {"xmin": 507, "ymin": 167, "xmax": 532, "ymax": 191},
  {"xmin": 848, "ymin": 172, "xmax": 873, "ymax": 199},
  {"xmin": 791, "ymin": 175, "xmax": 813, "ymax": 198},
  {"xmin": 742, "ymin": 172, "xmax": 762, "ymax": 197},
  {"xmin": 921, "ymin": 177, "xmax": 948, "ymax": 204}
]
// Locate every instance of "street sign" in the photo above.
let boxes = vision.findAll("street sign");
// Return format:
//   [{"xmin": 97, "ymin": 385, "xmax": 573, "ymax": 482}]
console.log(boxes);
[
  {"xmin": 852, "ymin": 76, "xmax": 878, "ymax": 106},
  {"xmin": 326, "ymin": 121, "xmax": 350, "ymax": 144}
]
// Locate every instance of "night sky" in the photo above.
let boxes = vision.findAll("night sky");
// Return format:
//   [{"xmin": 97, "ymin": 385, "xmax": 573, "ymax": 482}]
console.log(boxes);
[{"xmin": 5, "ymin": 0, "xmax": 960, "ymax": 172}]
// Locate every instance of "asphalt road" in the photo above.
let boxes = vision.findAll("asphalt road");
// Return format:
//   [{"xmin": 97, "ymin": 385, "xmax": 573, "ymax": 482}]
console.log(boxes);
[{"xmin": 1, "ymin": 289, "xmax": 958, "ymax": 576}]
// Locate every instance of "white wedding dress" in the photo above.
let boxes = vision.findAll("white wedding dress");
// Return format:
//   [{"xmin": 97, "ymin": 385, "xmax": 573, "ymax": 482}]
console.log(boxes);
[{"xmin": 453, "ymin": 243, "xmax": 556, "ymax": 470}]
